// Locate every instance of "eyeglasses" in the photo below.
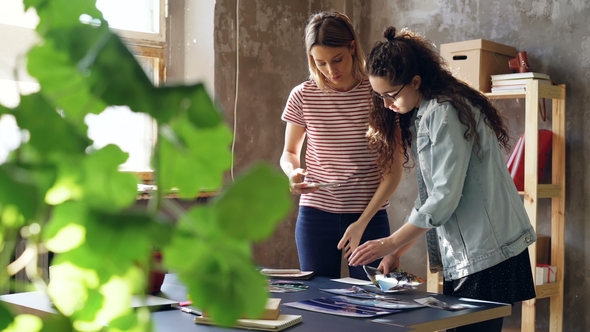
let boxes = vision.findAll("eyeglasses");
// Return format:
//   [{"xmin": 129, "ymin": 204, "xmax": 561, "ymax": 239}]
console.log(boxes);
[{"xmin": 372, "ymin": 83, "xmax": 407, "ymax": 102}]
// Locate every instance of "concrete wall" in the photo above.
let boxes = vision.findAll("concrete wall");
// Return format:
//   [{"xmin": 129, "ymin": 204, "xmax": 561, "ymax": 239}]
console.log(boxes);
[
  {"xmin": 207, "ymin": 0, "xmax": 588, "ymax": 329},
  {"xmin": 212, "ymin": 0, "xmax": 363, "ymax": 268}
]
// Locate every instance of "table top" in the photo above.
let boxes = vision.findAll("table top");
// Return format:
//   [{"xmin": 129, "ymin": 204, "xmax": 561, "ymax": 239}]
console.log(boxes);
[
  {"xmin": 156, "ymin": 274, "xmax": 511, "ymax": 332},
  {"xmin": 0, "ymin": 274, "xmax": 511, "ymax": 332}
]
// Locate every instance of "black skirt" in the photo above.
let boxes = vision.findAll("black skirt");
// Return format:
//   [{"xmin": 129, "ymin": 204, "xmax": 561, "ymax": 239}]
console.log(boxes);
[{"xmin": 443, "ymin": 248, "xmax": 536, "ymax": 305}]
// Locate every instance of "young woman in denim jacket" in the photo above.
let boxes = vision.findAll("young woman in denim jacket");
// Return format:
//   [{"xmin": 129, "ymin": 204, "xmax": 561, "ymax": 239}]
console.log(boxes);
[{"xmin": 348, "ymin": 27, "xmax": 536, "ymax": 331}]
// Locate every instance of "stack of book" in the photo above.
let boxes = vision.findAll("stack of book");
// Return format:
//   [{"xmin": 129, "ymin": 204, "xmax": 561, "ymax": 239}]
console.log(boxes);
[
  {"xmin": 194, "ymin": 298, "xmax": 303, "ymax": 331},
  {"xmin": 490, "ymin": 72, "xmax": 551, "ymax": 92}
]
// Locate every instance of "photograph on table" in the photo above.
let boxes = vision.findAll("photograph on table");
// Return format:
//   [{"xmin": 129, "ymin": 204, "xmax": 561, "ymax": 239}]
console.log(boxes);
[{"xmin": 283, "ymin": 297, "xmax": 401, "ymax": 318}]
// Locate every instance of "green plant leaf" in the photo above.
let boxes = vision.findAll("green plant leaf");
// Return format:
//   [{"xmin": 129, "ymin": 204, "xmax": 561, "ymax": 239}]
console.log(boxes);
[
  {"xmin": 27, "ymin": 39, "xmax": 107, "ymax": 122},
  {"xmin": 43, "ymin": 201, "xmax": 87, "ymax": 253},
  {"xmin": 18, "ymin": 163, "xmax": 58, "ymax": 202},
  {"xmin": 39, "ymin": 315, "xmax": 74, "ymax": 332},
  {"xmin": 159, "ymin": 121, "xmax": 232, "ymax": 196},
  {"xmin": 45, "ymin": 145, "xmax": 136, "ymax": 212},
  {"xmin": 8, "ymin": 1, "xmax": 295, "ymax": 330},
  {"xmin": 0, "ymin": 164, "xmax": 40, "ymax": 226},
  {"xmin": 27, "ymin": 0, "xmax": 104, "ymax": 32},
  {"xmin": 79, "ymin": 32, "xmax": 222, "ymax": 127},
  {"xmin": 163, "ymin": 205, "xmax": 227, "ymax": 274},
  {"xmin": 80, "ymin": 31, "xmax": 162, "ymax": 120},
  {"xmin": 45, "ymin": 155, "xmax": 84, "ymax": 205},
  {"xmin": 0, "ymin": 104, "xmax": 9, "ymax": 116},
  {"xmin": 0, "ymin": 303, "xmax": 15, "ymax": 330},
  {"xmin": 180, "ymin": 247, "xmax": 268, "ymax": 326},
  {"xmin": 46, "ymin": 263, "xmax": 107, "ymax": 328},
  {"xmin": 2, "ymin": 314, "xmax": 42, "ymax": 332},
  {"xmin": 155, "ymin": 84, "xmax": 222, "ymax": 128},
  {"xmin": 13, "ymin": 94, "xmax": 90, "ymax": 156},
  {"xmin": 212, "ymin": 163, "xmax": 292, "ymax": 241},
  {"xmin": 45, "ymin": 201, "xmax": 171, "ymax": 281},
  {"xmin": 82, "ymin": 145, "xmax": 138, "ymax": 212},
  {"xmin": 162, "ymin": 233, "xmax": 208, "ymax": 276},
  {"xmin": 84, "ymin": 211, "xmax": 165, "ymax": 269},
  {"xmin": 108, "ymin": 311, "xmax": 151, "ymax": 332}
]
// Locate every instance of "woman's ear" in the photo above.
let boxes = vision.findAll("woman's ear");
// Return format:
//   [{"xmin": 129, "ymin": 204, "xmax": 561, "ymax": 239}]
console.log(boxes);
[
  {"xmin": 349, "ymin": 40, "xmax": 356, "ymax": 55},
  {"xmin": 412, "ymin": 75, "xmax": 422, "ymax": 89}
]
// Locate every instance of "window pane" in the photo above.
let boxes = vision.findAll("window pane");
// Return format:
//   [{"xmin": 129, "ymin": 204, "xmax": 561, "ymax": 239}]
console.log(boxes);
[
  {"xmin": 85, "ymin": 107, "xmax": 155, "ymax": 171},
  {"xmin": 0, "ymin": 80, "xmax": 39, "ymax": 164},
  {"xmin": 84, "ymin": 56, "xmax": 158, "ymax": 171},
  {"xmin": 0, "ymin": 114, "xmax": 21, "ymax": 164},
  {"xmin": 0, "ymin": 0, "xmax": 39, "ymax": 29},
  {"xmin": 96, "ymin": 0, "xmax": 160, "ymax": 34}
]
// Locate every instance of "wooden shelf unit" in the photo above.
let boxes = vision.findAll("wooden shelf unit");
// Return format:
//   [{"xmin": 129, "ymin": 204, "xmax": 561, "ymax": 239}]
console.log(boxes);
[
  {"xmin": 489, "ymin": 80, "xmax": 566, "ymax": 332},
  {"xmin": 425, "ymin": 80, "xmax": 566, "ymax": 332}
]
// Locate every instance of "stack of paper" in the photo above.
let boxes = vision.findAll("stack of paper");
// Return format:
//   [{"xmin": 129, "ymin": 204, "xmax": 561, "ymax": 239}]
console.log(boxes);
[
  {"xmin": 490, "ymin": 72, "xmax": 551, "ymax": 92},
  {"xmin": 193, "ymin": 314, "xmax": 302, "ymax": 331},
  {"xmin": 202, "ymin": 298, "xmax": 282, "ymax": 320},
  {"xmin": 260, "ymin": 268, "xmax": 314, "ymax": 280}
]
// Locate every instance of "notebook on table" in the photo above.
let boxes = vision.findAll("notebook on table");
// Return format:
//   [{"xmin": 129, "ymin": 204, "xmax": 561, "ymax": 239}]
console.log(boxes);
[
  {"xmin": 130, "ymin": 294, "xmax": 179, "ymax": 310},
  {"xmin": 193, "ymin": 314, "xmax": 302, "ymax": 331}
]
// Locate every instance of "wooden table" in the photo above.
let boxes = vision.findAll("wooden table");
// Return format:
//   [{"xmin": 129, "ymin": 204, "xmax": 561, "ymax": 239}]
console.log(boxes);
[{"xmin": 0, "ymin": 274, "xmax": 511, "ymax": 331}]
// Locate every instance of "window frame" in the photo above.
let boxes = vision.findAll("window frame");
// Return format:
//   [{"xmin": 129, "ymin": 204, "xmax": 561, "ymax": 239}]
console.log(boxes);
[{"xmin": 103, "ymin": 0, "xmax": 168, "ymax": 44}]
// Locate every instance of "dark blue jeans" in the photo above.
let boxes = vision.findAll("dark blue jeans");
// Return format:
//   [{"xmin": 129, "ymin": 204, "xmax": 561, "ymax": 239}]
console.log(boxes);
[{"xmin": 295, "ymin": 206, "xmax": 390, "ymax": 280}]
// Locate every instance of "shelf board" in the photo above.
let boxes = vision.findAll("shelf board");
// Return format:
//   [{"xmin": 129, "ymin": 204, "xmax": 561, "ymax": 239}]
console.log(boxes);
[
  {"xmin": 484, "ymin": 84, "xmax": 565, "ymax": 100},
  {"xmin": 485, "ymin": 91, "xmax": 526, "ymax": 99},
  {"xmin": 517, "ymin": 184, "xmax": 563, "ymax": 198},
  {"xmin": 534, "ymin": 281, "xmax": 562, "ymax": 299}
]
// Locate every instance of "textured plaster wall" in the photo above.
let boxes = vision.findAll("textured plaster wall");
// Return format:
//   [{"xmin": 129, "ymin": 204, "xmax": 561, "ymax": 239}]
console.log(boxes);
[
  {"xmin": 210, "ymin": 0, "xmax": 588, "ymax": 330},
  {"xmin": 213, "ymin": 0, "xmax": 360, "ymax": 269}
]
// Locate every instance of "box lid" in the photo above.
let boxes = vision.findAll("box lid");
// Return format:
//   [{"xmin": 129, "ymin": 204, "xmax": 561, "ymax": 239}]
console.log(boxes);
[{"xmin": 441, "ymin": 39, "xmax": 516, "ymax": 57}]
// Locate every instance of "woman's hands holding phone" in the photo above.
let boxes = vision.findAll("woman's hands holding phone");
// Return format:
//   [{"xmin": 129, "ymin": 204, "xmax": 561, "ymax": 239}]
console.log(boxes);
[{"xmin": 289, "ymin": 168, "xmax": 320, "ymax": 195}]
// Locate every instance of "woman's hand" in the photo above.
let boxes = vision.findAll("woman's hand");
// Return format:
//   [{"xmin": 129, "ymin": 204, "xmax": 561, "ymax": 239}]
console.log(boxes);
[
  {"xmin": 289, "ymin": 168, "xmax": 319, "ymax": 195},
  {"xmin": 348, "ymin": 237, "xmax": 394, "ymax": 267},
  {"xmin": 378, "ymin": 253, "xmax": 401, "ymax": 274},
  {"xmin": 337, "ymin": 221, "xmax": 366, "ymax": 259}
]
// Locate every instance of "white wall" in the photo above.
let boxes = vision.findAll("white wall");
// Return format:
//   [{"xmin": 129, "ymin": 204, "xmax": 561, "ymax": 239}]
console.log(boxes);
[{"xmin": 185, "ymin": 0, "xmax": 215, "ymax": 96}]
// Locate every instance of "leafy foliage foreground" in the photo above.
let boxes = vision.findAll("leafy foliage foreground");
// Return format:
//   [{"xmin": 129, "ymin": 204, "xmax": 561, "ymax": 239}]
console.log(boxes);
[{"xmin": 0, "ymin": 1, "xmax": 292, "ymax": 331}]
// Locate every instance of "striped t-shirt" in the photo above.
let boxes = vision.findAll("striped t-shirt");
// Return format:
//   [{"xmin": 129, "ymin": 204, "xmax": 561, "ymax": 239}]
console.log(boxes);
[{"xmin": 281, "ymin": 79, "xmax": 388, "ymax": 213}]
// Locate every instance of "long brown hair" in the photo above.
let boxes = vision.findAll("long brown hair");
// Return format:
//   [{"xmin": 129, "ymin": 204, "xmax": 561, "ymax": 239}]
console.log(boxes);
[
  {"xmin": 365, "ymin": 27, "xmax": 510, "ymax": 174},
  {"xmin": 305, "ymin": 11, "xmax": 367, "ymax": 90}
]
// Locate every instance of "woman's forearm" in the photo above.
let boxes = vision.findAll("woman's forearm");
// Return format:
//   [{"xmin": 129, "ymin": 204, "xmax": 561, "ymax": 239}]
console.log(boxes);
[
  {"xmin": 356, "ymin": 170, "xmax": 402, "ymax": 227},
  {"xmin": 280, "ymin": 151, "xmax": 300, "ymax": 177}
]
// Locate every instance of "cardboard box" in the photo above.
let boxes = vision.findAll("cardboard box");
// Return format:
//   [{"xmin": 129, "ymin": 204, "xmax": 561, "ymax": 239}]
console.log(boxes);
[
  {"xmin": 440, "ymin": 39, "xmax": 516, "ymax": 92},
  {"xmin": 535, "ymin": 265, "xmax": 556, "ymax": 285},
  {"xmin": 536, "ymin": 235, "xmax": 551, "ymax": 265}
]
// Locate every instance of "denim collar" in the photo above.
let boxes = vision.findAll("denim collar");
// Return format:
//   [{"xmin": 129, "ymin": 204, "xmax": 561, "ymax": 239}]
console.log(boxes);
[{"xmin": 416, "ymin": 98, "xmax": 431, "ymax": 119}]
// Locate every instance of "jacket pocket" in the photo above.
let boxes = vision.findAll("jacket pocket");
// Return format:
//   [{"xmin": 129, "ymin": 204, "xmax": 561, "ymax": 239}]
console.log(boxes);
[{"xmin": 416, "ymin": 133, "xmax": 431, "ymax": 177}]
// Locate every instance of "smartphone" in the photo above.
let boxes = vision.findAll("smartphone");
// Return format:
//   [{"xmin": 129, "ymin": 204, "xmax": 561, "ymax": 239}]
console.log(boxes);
[{"xmin": 305, "ymin": 182, "xmax": 340, "ymax": 188}]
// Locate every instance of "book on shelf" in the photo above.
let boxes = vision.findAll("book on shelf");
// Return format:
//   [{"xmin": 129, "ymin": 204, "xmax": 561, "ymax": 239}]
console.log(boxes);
[
  {"xmin": 491, "ymin": 86, "xmax": 527, "ymax": 92},
  {"xmin": 491, "ymin": 78, "xmax": 551, "ymax": 86},
  {"xmin": 490, "ymin": 72, "xmax": 550, "ymax": 81},
  {"xmin": 490, "ymin": 79, "xmax": 553, "ymax": 92},
  {"xmin": 193, "ymin": 314, "xmax": 302, "ymax": 331}
]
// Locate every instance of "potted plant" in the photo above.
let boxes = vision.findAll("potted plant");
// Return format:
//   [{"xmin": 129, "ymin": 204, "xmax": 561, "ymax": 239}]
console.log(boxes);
[{"xmin": 0, "ymin": 0, "xmax": 292, "ymax": 330}]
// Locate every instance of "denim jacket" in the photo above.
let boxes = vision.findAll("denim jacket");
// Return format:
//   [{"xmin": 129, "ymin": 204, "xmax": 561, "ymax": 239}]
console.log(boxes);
[{"xmin": 408, "ymin": 98, "xmax": 536, "ymax": 281}]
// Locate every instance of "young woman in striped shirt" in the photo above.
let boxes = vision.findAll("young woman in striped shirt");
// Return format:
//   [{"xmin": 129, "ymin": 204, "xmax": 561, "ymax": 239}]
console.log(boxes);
[{"xmin": 280, "ymin": 11, "xmax": 403, "ymax": 279}]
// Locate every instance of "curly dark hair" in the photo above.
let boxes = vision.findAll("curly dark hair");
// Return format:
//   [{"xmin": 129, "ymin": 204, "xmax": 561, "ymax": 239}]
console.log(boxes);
[{"xmin": 365, "ymin": 27, "xmax": 510, "ymax": 175}]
